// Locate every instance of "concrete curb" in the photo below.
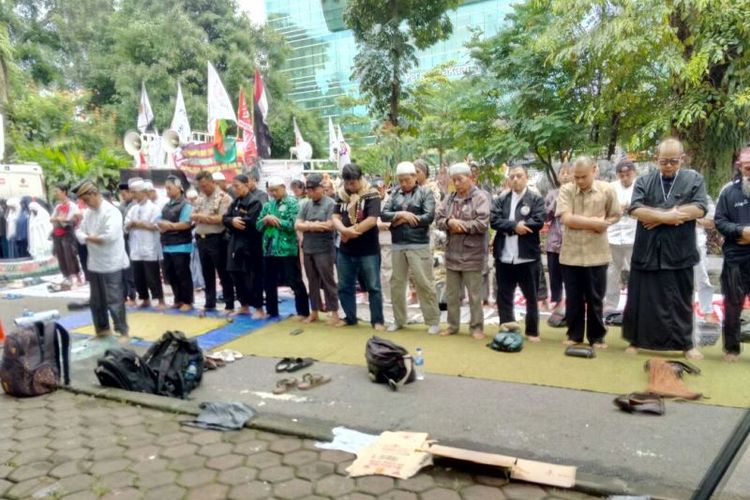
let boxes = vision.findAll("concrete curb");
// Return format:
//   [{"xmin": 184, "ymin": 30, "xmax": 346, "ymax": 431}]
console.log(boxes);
[{"xmin": 59, "ymin": 383, "xmax": 678, "ymax": 499}]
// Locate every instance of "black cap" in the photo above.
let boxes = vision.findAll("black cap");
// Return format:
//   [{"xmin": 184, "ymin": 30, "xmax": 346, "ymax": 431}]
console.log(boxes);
[
  {"xmin": 615, "ymin": 160, "xmax": 635, "ymax": 173},
  {"xmin": 305, "ymin": 173, "xmax": 323, "ymax": 189},
  {"xmin": 118, "ymin": 182, "xmax": 129, "ymax": 191}
]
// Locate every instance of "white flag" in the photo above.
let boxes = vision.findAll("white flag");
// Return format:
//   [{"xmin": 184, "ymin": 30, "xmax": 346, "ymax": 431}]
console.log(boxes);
[
  {"xmin": 337, "ymin": 124, "xmax": 351, "ymax": 168},
  {"xmin": 207, "ymin": 61, "xmax": 236, "ymax": 131},
  {"xmin": 0, "ymin": 114, "xmax": 5, "ymax": 161},
  {"xmin": 170, "ymin": 82, "xmax": 191, "ymax": 144},
  {"xmin": 293, "ymin": 117, "xmax": 304, "ymax": 146},
  {"xmin": 137, "ymin": 82, "xmax": 154, "ymax": 133},
  {"xmin": 328, "ymin": 117, "xmax": 337, "ymax": 162}
]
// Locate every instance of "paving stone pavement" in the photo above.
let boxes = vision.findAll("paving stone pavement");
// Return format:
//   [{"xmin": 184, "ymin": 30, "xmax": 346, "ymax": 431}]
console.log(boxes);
[{"xmin": 0, "ymin": 391, "xmax": 599, "ymax": 499}]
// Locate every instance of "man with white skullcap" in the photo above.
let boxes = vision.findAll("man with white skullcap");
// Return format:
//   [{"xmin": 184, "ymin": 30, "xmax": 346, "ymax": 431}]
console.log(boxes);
[
  {"xmin": 435, "ymin": 162, "xmax": 490, "ymax": 339},
  {"xmin": 257, "ymin": 177, "xmax": 310, "ymax": 319},
  {"xmin": 381, "ymin": 161, "xmax": 440, "ymax": 334},
  {"xmin": 124, "ymin": 178, "xmax": 165, "ymax": 309}
]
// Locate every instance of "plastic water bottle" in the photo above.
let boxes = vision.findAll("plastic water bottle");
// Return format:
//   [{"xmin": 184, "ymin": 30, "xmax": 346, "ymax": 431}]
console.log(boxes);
[
  {"xmin": 22, "ymin": 308, "xmax": 33, "ymax": 317},
  {"xmin": 414, "ymin": 348, "xmax": 425, "ymax": 381},
  {"xmin": 185, "ymin": 363, "xmax": 198, "ymax": 382}
]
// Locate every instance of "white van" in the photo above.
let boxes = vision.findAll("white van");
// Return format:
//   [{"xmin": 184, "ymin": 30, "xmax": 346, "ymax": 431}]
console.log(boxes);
[{"xmin": 0, "ymin": 163, "xmax": 46, "ymax": 200}]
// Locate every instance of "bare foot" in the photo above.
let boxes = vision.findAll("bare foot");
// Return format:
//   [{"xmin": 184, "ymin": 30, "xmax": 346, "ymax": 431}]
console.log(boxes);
[
  {"xmin": 332, "ymin": 319, "xmax": 347, "ymax": 327},
  {"xmin": 291, "ymin": 315, "xmax": 307, "ymax": 322},
  {"xmin": 154, "ymin": 302, "xmax": 167, "ymax": 310},
  {"xmin": 593, "ymin": 342, "xmax": 608, "ymax": 349},
  {"xmin": 251, "ymin": 309, "xmax": 268, "ymax": 320},
  {"xmin": 230, "ymin": 307, "xmax": 251, "ymax": 317},
  {"xmin": 526, "ymin": 335, "xmax": 541, "ymax": 343},
  {"xmin": 138, "ymin": 300, "xmax": 151, "ymax": 308},
  {"xmin": 373, "ymin": 323, "xmax": 386, "ymax": 332},
  {"xmin": 168, "ymin": 302, "xmax": 182, "ymax": 309},
  {"xmin": 471, "ymin": 330, "xmax": 486, "ymax": 340},
  {"xmin": 562, "ymin": 339, "xmax": 576, "ymax": 346},
  {"xmin": 685, "ymin": 348, "xmax": 704, "ymax": 360},
  {"xmin": 625, "ymin": 346, "xmax": 638, "ymax": 355},
  {"xmin": 724, "ymin": 353, "xmax": 740, "ymax": 363},
  {"xmin": 179, "ymin": 304, "xmax": 193, "ymax": 312},
  {"xmin": 439, "ymin": 329, "xmax": 455, "ymax": 337},
  {"xmin": 124, "ymin": 299, "xmax": 137, "ymax": 307}
]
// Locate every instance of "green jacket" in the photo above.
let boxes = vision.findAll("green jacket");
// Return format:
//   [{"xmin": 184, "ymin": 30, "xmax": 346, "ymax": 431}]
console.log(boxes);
[{"xmin": 256, "ymin": 195, "xmax": 299, "ymax": 257}]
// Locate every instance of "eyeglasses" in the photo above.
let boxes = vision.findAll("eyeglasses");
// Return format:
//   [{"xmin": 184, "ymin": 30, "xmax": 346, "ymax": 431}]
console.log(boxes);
[{"xmin": 657, "ymin": 158, "xmax": 681, "ymax": 166}]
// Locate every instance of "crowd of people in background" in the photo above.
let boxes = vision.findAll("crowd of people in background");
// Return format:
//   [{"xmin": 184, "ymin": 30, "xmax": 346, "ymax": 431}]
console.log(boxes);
[{"xmin": 3, "ymin": 137, "xmax": 750, "ymax": 363}]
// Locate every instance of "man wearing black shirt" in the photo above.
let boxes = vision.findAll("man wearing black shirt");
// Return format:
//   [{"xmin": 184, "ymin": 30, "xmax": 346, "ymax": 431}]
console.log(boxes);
[{"xmin": 332, "ymin": 164, "xmax": 385, "ymax": 330}]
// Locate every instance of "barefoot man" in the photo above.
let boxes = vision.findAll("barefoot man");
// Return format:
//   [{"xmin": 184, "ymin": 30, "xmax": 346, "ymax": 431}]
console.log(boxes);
[
  {"xmin": 713, "ymin": 147, "xmax": 750, "ymax": 362},
  {"xmin": 622, "ymin": 138, "xmax": 709, "ymax": 360},
  {"xmin": 295, "ymin": 173, "xmax": 345, "ymax": 326},
  {"xmin": 556, "ymin": 156, "xmax": 620, "ymax": 349}
]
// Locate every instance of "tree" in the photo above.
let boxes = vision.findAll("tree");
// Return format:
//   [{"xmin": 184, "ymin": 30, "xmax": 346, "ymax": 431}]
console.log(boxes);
[{"xmin": 344, "ymin": 0, "xmax": 461, "ymax": 128}]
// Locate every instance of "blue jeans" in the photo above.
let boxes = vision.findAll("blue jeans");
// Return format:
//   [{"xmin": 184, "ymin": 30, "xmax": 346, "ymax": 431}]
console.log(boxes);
[{"xmin": 337, "ymin": 252, "xmax": 384, "ymax": 326}]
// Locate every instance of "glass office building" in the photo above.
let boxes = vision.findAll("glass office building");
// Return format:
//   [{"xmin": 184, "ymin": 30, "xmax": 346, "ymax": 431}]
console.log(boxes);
[{"xmin": 265, "ymin": 0, "xmax": 513, "ymax": 120}]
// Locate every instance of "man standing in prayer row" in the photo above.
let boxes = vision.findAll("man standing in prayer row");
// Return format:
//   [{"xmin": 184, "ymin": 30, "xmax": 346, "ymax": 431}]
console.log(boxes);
[
  {"xmin": 295, "ymin": 173, "xmax": 343, "ymax": 325},
  {"xmin": 708, "ymin": 147, "xmax": 750, "ymax": 362},
  {"xmin": 257, "ymin": 177, "xmax": 310, "ymax": 319},
  {"xmin": 125, "ymin": 179, "xmax": 165, "ymax": 309},
  {"xmin": 73, "ymin": 180, "xmax": 129, "ymax": 338},
  {"xmin": 435, "ymin": 162, "xmax": 490, "ymax": 340},
  {"xmin": 224, "ymin": 174, "xmax": 268, "ymax": 318},
  {"xmin": 557, "ymin": 156, "xmax": 620, "ymax": 348},
  {"xmin": 381, "ymin": 161, "xmax": 441, "ymax": 334},
  {"xmin": 192, "ymin": 171, "xmax": 235, "ymax": 313},
  {"xmin": 623, "ymin": 138, "xmax": 708, "ymax": 360},
  {"xmin": 491, "ymin": 165, "xmax": 546, "ymax": 341},
  {"xmin": 50, "ymin": 183, "xmax": 81, "ymax": 288},
  {"xmin": 158, "ymin": 176, "xmax": 194, "ymax": 312},
  {"xmin": 605, "ymin": 160, "xmax": 637, "ymax": 313}
]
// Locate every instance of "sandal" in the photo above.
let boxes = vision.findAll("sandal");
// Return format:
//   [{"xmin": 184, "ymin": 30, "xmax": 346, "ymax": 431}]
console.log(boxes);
[
  {"xmin": 286, "ymin": 357, "xmax": 315, "ymax": 373},
  {"xmin": 613, "ymin": 392, "xmax": 665, "ymax": 415},
  {"xmin": 275, "ymin": 357, "xmax": 294, "ymax": 372},
  {"xmin": 297, "ymin": 373, "xmax": 331, "ymax": 390},
  {"xmin": 273, "ymin": 378, "xmax": 299, "ymax": 394}
]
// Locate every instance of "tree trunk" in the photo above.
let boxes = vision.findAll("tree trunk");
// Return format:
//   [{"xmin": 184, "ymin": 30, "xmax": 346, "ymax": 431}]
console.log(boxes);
[
  {"xmin": 606, "ymin": 112, "xmax": 620, "ymax": 160},
  {"xmin": 388, "ymin": 0, "xmax": 400, "ymax": 128}
]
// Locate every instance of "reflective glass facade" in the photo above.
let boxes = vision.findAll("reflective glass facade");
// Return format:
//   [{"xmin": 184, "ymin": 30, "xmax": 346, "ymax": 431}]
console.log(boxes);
[{"xmin": 265, "ymin": 0, "xmax": 512, "ymax": 119}]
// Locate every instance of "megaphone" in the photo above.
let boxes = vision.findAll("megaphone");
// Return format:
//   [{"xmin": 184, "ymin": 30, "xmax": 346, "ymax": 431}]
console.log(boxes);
[
  {"xmin": 290, "ymin": 141, "xmax": 313, "ymax": 161},
  {"xmin": 161, "ymin": 129, "xmax": 182, "ymax": 153},
  {"xmin": 123, "ymin": 130, "xmax": 144, "ymax": 156}
]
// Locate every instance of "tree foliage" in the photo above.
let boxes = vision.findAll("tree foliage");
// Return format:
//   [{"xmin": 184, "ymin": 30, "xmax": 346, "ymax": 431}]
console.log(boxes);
[{"xmin": 344, "ymin": 0, "xmax": 461, "ymax": 128}]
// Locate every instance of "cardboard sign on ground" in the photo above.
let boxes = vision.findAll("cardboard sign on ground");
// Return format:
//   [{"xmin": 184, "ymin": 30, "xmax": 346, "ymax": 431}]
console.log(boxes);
[
  {"xmin": 346, "ymin": 431, "xmax": 432, "ymax": 479},
  {"xmin": 423, "ymin": 443, "xmax": 577, "ymax": 488}
]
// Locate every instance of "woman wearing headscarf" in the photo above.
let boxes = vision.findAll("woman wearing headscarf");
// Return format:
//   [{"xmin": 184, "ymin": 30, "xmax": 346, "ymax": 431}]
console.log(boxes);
[
  {"xmin": 5, "ymin": 198, "xmax": 19, "ymax": 259},
  {"xmin": 28, "ymin": 201, "xmax": 53, "ymax": 260},
  {"xmin": 15, "ymin": 196, "xmax": 31, "ymax": 258}
]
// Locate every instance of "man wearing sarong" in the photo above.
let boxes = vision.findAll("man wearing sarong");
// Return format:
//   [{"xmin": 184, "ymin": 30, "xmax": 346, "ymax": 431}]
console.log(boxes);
[{"xmin": 622, "ymin": 138, "xmax": 708, "ymax": 360}]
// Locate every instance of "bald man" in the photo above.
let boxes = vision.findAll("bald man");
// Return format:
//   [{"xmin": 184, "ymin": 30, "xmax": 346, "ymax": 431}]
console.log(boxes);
[{"xmin": 622, "ymin": 138, "xmax": 708, "ymax": 360}]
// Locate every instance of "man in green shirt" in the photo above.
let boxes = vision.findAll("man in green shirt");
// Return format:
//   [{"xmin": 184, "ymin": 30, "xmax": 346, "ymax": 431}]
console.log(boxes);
[{"xmin": 257, "ymin": 177, "xmax": 310, "ymax": 319}]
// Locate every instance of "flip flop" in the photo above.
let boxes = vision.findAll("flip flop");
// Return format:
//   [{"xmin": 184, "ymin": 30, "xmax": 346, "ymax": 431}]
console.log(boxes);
[
  {"xmin": 286, "ymin": 357, "xmax": 315, "ymax": 373},
  {"xmin": 275, "ymin": 357, "xmax": 294, "ymax": 372},
  {"xmin": 297, "ymin": 373, "xmax": 331, "ymax": 390},
  {"xmin": 273, "ymin": 378, "xmax": 299, "ymax": 394}
]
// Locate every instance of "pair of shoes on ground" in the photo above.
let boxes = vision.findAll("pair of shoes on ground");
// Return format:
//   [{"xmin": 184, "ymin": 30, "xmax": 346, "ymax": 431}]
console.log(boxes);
[
  {"xmin": 273, "ymin": 373, "xmax": 331, "ymax": 394},
  {"xmin": 275, "ymin": 357, "xmax": 315, "ymax": 373},
  {"xmin": 386, "ymin": 324, "xmax": 441, "ymax": 335},
  {"xmin": 207, "ymin": 349, "xmax": 243, "ymax": 363}
]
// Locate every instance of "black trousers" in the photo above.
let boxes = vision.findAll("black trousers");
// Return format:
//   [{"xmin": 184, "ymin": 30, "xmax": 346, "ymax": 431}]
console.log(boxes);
[
  {"xmin": 721, "ymin": 259, "xmax": 750, "ymax": 355},
  {"xmin": 163, "ymin": 252, "xmax": 193, "ymax": 306},
  {"xmin": 561, "ymin": 264, "xmax": 607, "ymax": 344},
  {"xmin": 132, "ymin": 260, "xmax": 164, "ymax": 301},
  {"xmin": 496, "ymin": 260, "xmax": 539, "ymax": 335},
  {"xmin": 264, "ymin": 256, "xmax": 310, "ymax": 318},
  {"xmin": 122, "ymin": 238, "xmax": 136, "ymax": 300},
  {"xmin": 231, "ymin": 249, "xmax": 264, "ymax": 309},
  {"xmin": 197, "ymin": 234, "xmax": 234, "ymax": 310},
  {"xmin": 535, "ymin": 259, "xmax": 548, "ymax": 301},
  {"xmin": 547, "ymin": 251, "xmax": 564, "ymax": 303}
]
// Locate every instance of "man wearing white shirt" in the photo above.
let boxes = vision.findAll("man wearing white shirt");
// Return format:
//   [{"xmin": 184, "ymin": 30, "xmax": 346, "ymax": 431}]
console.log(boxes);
[
  {"xmin": 605, "ymin": 160, "xmax": 638, "ymax": 312},
  {"xmin": 125, "ymin": 179, "xmax": 165, "ymax": 309},
  {"xmin": 73, "ymin": 180, "xmax": 129, "ymax": 338},
  {"xmin": 490, "ymin": 166, "xmax": 546, "ymax": 340},
  {"xmin": 695, "ymin": 196, "xmax": 717, "ymax": 323}
]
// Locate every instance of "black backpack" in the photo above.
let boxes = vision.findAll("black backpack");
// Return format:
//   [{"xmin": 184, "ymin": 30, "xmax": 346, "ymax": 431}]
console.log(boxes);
[
  {"xmin": 142, "ymin": 331, "xmax": 204, "ymax": 399},
  {"xmin": 95, "ymin": 348, "xmax": 157, "ymax": 394},
  {"xmin": 365, "ymin": 336, "xmax": 415, "ymax": 391},
  {"xmin": 0, "ymin": 320, "xmax": 70, "ymax": 397}
]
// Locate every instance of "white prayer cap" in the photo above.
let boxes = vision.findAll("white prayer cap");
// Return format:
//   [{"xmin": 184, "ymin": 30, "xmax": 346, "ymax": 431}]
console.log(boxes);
[
  {"xmin": 127, "ymin": 177, "xmax": 143, "ymax": 188},
  {"xmin": 186, "ymin": 188, "xmax": 198, "ymax": 199},
  {"xmin": 449, "ymin": 162, "xmax": 471, "ymax": 176},
  {"xmin": 267, "ymin": 176, "xmax": 285, "ymax": 189},
  {"xmin": 212, "ymin": 172, "xmax": 226, "ymax": 181},
  {"xmin": 129, "ymin": 179, "xmax": 145, "ymax": 192},
  {"xmin": 143, "ymin": 180, "xmax": 155, "ymax": 191},
  {"xmin": 396, "ymin": 161, "xmax": 416, "ymax": 176}
]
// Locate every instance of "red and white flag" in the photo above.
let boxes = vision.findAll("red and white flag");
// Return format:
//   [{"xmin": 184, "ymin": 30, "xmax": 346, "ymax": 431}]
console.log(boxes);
[
  {"xmin": 253, "ymin": 68, "xmax": 272, "ymax": 158},
  {"xmin": 237, "ymin": 86, "xmax": 257, "ymax": 160}
]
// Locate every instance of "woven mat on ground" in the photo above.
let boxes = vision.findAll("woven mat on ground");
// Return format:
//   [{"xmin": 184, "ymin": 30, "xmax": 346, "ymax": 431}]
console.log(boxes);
[
  {"xmin": 220, "ymin": 319, "xmax": 750, "ymax": 408},
  {"xmin": 73, "ymin": 311, "xmax": 227, "ymax": 341}
]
